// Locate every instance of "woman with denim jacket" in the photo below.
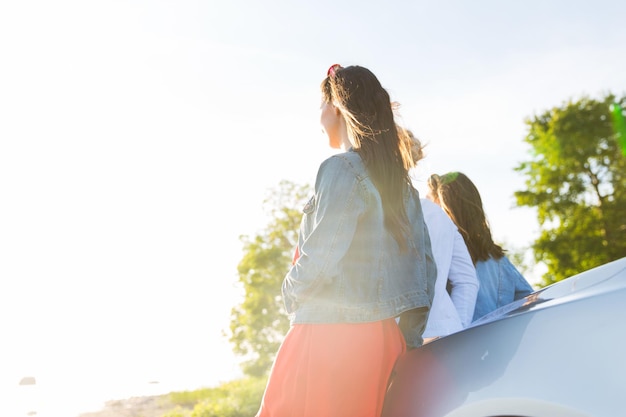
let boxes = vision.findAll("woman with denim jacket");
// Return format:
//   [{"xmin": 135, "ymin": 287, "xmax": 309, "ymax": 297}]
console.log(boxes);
[
  {"xmin": 255, "ymin": 65, "xmax": 437, "ymax": 417},
  {"xmin": 427, "ymin": 172, "xmax": 534, "ymax": 322}
]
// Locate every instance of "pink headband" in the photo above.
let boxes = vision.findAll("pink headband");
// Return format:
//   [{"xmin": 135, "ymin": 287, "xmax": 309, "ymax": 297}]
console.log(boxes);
[{"xmin": 327, "ymin": 64, "xmax": 342, "ymax": 77}]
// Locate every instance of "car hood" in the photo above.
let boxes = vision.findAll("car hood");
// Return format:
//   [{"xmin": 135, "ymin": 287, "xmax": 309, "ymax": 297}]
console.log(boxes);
[{"xmin": 470, "ymin": 256, "xmax": 626, "ymax": 327}]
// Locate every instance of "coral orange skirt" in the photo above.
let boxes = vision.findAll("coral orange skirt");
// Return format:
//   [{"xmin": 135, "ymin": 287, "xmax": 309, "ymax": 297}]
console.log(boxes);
[{"xmin": 256, "ymin": 318, "xmax": 406, "ymax": 417}]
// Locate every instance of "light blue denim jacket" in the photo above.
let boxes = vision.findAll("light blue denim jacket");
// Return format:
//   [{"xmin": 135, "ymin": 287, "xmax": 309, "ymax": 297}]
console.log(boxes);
[
  {"xmin": 472, "ymin": 255, "xmax": 534, "ymax": 321},
  {"xmin": 282, "ymin": 150, "xmax": 437, "ymax": 348}
]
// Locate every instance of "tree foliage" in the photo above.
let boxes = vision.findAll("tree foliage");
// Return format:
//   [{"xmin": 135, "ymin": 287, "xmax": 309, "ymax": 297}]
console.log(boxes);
[
  {"xmin": 514, "ymin": 93, "xmax": 626, "ymax": 286},
  {"xmin": 228, "ymin": 180, "xmax": 311, "ymax": 377}
]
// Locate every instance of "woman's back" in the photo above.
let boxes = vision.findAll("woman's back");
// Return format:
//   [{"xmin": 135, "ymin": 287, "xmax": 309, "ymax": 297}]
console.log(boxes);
[
  {"xmin": 473, "ymin": 255, "xmax": 533, "ymax": 321},
  {"xmin": 284, "ymin": 151, "xmax": 436, "ymax": 327},
  {"xmin": 420, "ymin": 198, "xmax": 478, "ymax": 337}
]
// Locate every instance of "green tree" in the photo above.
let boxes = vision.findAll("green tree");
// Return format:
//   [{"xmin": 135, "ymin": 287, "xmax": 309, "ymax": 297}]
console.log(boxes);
[
  {"xmin": 228, "ymin": 180, "xmax": 311, "ymax": 377},
  {"xmin": 515, "ymin": 93, "xmax": 626, "ymax": 286}
]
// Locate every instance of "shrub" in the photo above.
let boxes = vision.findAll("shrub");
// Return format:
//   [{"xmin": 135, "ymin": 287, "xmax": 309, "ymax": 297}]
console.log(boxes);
[{"xmin": 166, "ymin": 376, "xmax": 266, "ymax": 417}]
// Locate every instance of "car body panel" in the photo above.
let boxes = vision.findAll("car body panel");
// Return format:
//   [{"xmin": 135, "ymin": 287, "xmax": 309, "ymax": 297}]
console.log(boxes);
[{"xmin": 382, "ymin": 257, "xmax": 626, "ymax": 417}]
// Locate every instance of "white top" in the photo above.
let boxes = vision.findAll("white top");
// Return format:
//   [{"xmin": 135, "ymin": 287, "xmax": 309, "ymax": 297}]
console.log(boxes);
[{"xmin": 421, "ymin": 198, "xmax": 479, "ymax": 338}]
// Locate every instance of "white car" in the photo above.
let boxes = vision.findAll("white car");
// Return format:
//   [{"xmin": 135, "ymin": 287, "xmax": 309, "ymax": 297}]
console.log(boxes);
[{"xmin": 382, "ymin": 257, "xmax": 626, "ymax": 417}]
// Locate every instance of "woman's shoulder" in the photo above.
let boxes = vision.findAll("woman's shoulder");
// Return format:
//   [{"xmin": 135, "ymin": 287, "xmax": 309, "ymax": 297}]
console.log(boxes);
[
  {"xmin": 319, "ymin": 150, "xmax": 366, "ymax": 175},
  {"xmin": 479, "ymin": 255, "xmax": 524, "ymax": 279},
  {"xmin": 498, "ymin": 255, "xmax": 525, "ymax": 277},
  {"xmin": 476, "ymin": 256, "xmax": 499, "ymax": 272},
  {"xmin": 420, "ymin": 198, "xmax": 456, "ymax": 231},
  {"xmin": 327, "ymin": 149, "xmax": 363, "ymax": 164}
]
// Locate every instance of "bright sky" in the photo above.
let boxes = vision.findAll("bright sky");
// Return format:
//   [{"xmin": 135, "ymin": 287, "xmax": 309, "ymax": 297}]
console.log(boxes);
[{"xmin": 1, "ymin": 0, "xmax": 625, "ymax": 414}]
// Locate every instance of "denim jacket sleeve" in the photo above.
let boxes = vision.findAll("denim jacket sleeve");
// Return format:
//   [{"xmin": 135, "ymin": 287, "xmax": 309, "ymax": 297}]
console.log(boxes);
[
  {"xmin": 505, "ymin": 257, "xmax": 534, "ymax": 300},
  {"xmin": 282, "ymin": 155, "xmax": 366, "ymax": 312}
]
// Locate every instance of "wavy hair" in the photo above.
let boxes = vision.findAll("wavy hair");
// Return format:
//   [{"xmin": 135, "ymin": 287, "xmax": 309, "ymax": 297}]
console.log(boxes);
[
  {"xmin": 428, "ymin": 172, "xmax": 505, "ymax": 264},
  {"xmin": 321, "ymin": 65, "xmax": 414, "ymax": 251}
]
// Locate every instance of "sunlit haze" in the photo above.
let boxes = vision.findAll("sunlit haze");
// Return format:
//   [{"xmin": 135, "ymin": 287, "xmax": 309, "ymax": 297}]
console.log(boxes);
[{"xmin": 1, "ymin": 0, "xmax": 625, "ymax": 414}]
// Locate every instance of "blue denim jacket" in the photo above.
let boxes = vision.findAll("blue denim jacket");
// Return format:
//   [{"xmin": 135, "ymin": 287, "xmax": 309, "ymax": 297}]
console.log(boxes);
[
  {"xmin": 282, "ymin": 150, "xmax": 437, "ymax": 347},
  {"xmin": 472, "ymin": 255, "xmax": 534, "ymax": 321}
]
